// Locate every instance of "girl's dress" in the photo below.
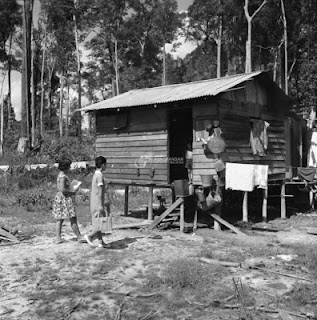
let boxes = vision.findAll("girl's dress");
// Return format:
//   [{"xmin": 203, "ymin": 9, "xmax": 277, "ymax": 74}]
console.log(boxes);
[{"xmin": 52, "ymin": 172, "xmax": 76, "ymax": 220}]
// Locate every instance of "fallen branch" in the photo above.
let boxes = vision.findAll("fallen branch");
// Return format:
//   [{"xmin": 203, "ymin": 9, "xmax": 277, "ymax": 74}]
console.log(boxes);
[
  {"xmin": 222, "ymin": 305, "xmax": 307, "ymax": 318},
  {"xmin": 132, "ymin": 291, "xmax": 162, "ymax": 298},
  {"xmin": 251, "ymin": 266, "xmax": 313, "ymax": 282},
  {"xmin": 199, "ymin": 257, "xmax": 241, "ymax": 267},
  {"xmin": 184, "ymin": 296, "xmax": 209, "ymax": 307},
  {"xmin": 184, "ymin": 294, "xmax": 235, "ymax": 308},
  {"xmin": 109, "ymin": 289, "xmax": 134, "ymax": 296},
  {"xmin": 0, "ymin": 242, "xmax": 20, "ymax": 246},
  {"xmin": 138, "ymin": 307, "xmax": 162, "ymax": 320},
  {"xmin": 0, "ymin": 308, "xmax": 14, "ymax": 316}
]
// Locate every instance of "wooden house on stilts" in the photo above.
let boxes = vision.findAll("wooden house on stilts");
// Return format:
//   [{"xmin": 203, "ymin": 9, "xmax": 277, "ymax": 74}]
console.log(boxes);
[{"xmin": 80, "ymin": 71, "xmax": 305, "ymax": 226}]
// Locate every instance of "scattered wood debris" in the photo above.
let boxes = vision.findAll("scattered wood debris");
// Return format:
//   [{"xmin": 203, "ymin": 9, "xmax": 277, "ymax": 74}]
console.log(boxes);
[
  {"xmin": 199, "ymin": 257, "xmax": 241, "ymax": 268},
  {"xmin": 0, "ymin": 226, "xmax": 20, "ymax": 243}
]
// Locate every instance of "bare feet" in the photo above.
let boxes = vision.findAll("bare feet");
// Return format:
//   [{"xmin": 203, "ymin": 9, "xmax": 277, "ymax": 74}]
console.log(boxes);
[{"xmin": 77, "ymin": 236, "xmax": 87, "ymax": 243}]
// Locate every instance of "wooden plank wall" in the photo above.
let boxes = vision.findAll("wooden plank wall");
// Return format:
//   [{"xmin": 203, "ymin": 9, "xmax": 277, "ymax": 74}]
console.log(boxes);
[
  {"xmin": 96, "ymin": 108, "xmax": 169, "ymax": 185},
  {"xmin": 192, "ymin": 79, "xmax": 288, "ymax": 185},
  {"xmin": 192, "ymin": 102, "xmax": 218, "ymax": 185}
]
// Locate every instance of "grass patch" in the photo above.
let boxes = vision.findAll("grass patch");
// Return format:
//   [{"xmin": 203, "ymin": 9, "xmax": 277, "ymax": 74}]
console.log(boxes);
[
  {"xmin": 293, "ymin": 245, "xmax": 317, "ymax": 279},
  {"xmin": 280, "ymin": 243, "xmax": 317, "ymax": 279},
  {"xmin": 201, "ymin": 246, "xmax": 247, "ymax": 262},
  {"xmin": 143, "ymin": 257, "xmax": 223, "ymax": 293},
  {"xmin": 285, "ymin": 282, "xmax": 317, "ymax": 314}
]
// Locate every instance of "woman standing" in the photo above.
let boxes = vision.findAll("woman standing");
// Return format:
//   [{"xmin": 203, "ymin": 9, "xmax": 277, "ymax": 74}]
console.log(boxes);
[{"xmin": 52, "ymin": 158, "xmax": 85, "ymax": 244}]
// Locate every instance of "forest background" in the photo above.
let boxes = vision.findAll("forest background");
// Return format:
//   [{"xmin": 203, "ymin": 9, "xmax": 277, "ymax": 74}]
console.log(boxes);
[{"xmin": 0, "ymin": 0, "xmax": 316, "ymax": 166}]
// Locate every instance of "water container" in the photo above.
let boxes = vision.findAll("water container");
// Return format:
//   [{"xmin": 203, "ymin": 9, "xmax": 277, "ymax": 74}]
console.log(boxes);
[{"xmin": 174, "ymin": 179, "xmax": 190, "ymax": 197}]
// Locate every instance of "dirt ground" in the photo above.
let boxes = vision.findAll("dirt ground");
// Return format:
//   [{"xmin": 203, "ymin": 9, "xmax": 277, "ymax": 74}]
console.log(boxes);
[{"xmin": 1, "ymin": 210, "xmax": 317, "ymax": 320}]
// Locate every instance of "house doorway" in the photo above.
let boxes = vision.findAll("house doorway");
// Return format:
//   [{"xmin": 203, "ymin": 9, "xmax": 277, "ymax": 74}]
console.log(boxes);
[{"xmin": 168, "ymin": 108, "xmax": 193, "ymax": 183}]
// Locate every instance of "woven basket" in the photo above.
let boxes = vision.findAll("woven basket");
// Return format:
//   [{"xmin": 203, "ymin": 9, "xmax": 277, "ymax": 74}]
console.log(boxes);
[{"xmin": 207, "ymin": 136, "xmax": 226, "ymax": 154}]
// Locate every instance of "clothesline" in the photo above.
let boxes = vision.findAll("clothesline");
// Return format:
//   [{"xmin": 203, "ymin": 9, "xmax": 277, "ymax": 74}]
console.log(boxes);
[{"xmin": 0, "ymin": 161, "xmax": 95, "ymax": 174}]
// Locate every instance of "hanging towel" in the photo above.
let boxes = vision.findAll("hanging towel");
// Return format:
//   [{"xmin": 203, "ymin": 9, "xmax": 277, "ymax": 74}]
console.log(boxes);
[
  {"xmin": 70, "ymin": 162, "xmax": 87, "ymax": 170},
  {"xmin": 308, "ymin": 132, "xmax": 317, "ymax": 167},
  {"xmin": 297, "ymin": 167, "xmax": 317, "ymax": 182},
  {"xmin": 253, "ymin": 164, "xmax": 268, "ymax": 189},
  {"xmin": 30, "ymin": 164, "xmax": 48, "ymax": 170},
  {"xmin": 0, "ymin": 165, "xmax": 10, "ymax": 173},
  {"xmin": 225, "ymin": 163, "xmax": 255, "ymax": 192},
  {"xmin": 250, "ymin": 120, "xmax": 270, "ymax": 156}
]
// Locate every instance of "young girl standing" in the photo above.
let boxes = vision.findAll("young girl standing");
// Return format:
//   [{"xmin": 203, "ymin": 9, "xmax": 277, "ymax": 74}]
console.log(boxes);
[
  {"xmin": 52, "ymin": 159, "xmax": 85, "ymax": 244},
  {"xmin": 84, "ymin": 156, "xmax": 111, "ymax": 248}
]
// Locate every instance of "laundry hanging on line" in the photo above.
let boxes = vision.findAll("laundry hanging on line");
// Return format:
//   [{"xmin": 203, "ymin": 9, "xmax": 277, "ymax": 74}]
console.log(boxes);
[{"xmin": 225, "ymin": 162, "xmax": 269, "ymax": 192}]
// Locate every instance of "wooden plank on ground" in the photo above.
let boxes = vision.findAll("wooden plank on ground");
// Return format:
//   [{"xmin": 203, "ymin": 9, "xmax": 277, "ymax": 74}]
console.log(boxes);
[
  {"xmin": 0, "ymin": 227, "xmax": 19, "ymax": 242},
  {"xmin": 210, "ymin": 214, "xmax": 247, "ymax": 236},
  {"xmin": 113, "ymin": 220, "xmax": 151, "ymax": 230},
  {"xmin": 147, "ymin": 198, "xmax": 183, "ymax": 230}
]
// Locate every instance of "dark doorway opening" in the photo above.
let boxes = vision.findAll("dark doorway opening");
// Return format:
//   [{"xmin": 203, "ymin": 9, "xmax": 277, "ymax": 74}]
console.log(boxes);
[{"xmin": 168, "ymin": 108, "xmax": 193, "ymax": 183}]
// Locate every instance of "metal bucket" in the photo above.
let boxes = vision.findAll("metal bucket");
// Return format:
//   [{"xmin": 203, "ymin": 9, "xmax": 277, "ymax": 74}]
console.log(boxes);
[{"xmin": 200, "ymin": 174, "xmax": 213, "ymax": 187}]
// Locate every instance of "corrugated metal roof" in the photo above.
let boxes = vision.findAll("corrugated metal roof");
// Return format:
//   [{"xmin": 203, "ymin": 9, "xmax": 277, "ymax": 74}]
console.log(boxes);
[{"xmin": 80, "ymin": 71, "xmax": 264, "ymax": 112}]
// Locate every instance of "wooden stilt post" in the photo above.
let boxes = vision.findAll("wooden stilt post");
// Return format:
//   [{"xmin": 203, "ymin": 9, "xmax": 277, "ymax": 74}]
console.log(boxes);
[
  {"xmin": 214, "ymin": 196, "xmax": 222, "ymax": 231},
  {"xmin": 243, "ymin": 191, "xmax": 248, "ymax": 222},
  {"xmin": 124, "ymin": 185, "xmax": 129, "ymax": 216},
  {"xmin": 148, "ymin": 186, "xmax": 153, "ymax": 220},
  {"xmin": 214, "ymin": 219, "xmax": 221, "ymax": 231},
  {"xmin": 193, "ymin": 209, "xmax": 198, "ymax": 233},
  {"xmin": 309, "ymin": 190, "xmax": 314, "ymax": 209},
  {"xmin": 281, "ymin": 181, "xmax": 286, "ymax": 219},
  {"xmin": 180, "ymin": 198, "xmax": 185, "ymax": 233},
  {"xmin": 262, "ymin": 188, "xmax": 268, "ymax": 222}
]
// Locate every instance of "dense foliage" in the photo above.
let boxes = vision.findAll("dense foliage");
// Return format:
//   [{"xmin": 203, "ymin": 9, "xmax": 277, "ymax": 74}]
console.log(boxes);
[{"xmin": 0, "ymin": 0, "xmax": 317, "ymax": 164}]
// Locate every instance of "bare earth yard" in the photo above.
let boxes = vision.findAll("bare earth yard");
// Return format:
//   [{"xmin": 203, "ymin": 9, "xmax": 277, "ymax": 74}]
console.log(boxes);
[{"xmin": 1, "ymin": 202, "xmax": 317, "ymax": 320}]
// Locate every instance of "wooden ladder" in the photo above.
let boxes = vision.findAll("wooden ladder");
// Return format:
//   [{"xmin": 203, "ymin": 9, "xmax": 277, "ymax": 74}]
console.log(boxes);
[{"xmin": 147, "ymin": 197, "xmax": 198, "ymax": 232}]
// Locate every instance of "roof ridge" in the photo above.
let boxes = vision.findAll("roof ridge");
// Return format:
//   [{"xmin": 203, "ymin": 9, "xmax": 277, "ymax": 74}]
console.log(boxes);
[{"xmin": 131, "ymin": 70, "xmax": 264, "ymax": 92}]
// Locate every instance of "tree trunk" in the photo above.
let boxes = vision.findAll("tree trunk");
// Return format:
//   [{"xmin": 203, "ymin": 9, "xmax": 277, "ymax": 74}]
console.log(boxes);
[
  {"xmin": 21, "ymin": 0, "xmax": 33, "ymax": 145},
  {"xmin": 162, "ymin": 35, "xmax": 166, "ymax": 86},
  {"xmin": 65, "ymin": 81, "xmax": 70, "ymax": 138},
  {"xmin": 278, "ymin": 44, "xmax": 282, "ymax": 88},
  {"xmin": 273, "ymin": 47, "xmax": 278, "ymax": 82},
  {"xmin": 59, "ymin": 75, "xmax": 64, "ymax": 138},
  {"xmin": 244, "ymin": 0, "xmax": 267, "ymax": 73},
  {"xmin": 7, "ymin": 59, "xmax": 11, "ymax": 128},
  {"xmin": 115, "ymin": 37, "xmax": 120, "ymax": 94},
  {"xmin": 280, "ymin": 0, "xmax": 288, "ymax": 94},
  {"xmin": 40, "ymin": 18, "xmax": 47, "ymax": 138},
  {"xmin": 216, "ymin": 14, "xmax": 223, "ymax": 78},
  {"xmin": 7, "ymin": 34, "xmax": 13, "ymax": 129},
  {"xmin": 73, "ymin": 3, "xmax": 81, "ymax": 140},
  {"xmin": 0, "ymin": 72, "xmax": 6, "ymax": 158},
  {"xmin": 47, "ymin": 65, "xmax": 54, "ymax": 130},
  {"xmin": 245, "ymin": 23, "xmax": 252, "ymax": 73},
  {"xmin": 31, "ymin": 18, "xmax": 35, "ymax": 148}
]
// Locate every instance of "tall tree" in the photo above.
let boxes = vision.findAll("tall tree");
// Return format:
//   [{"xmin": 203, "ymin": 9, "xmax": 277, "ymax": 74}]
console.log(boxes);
[
  {"xmin": 40, "ymin": 0, "xmax": 82, "ymax": 137},
  {"xmin": 151, "ymin": 0, "xmax": 180, "ymax": 85},
  {"xmin": 20, "ymin": 0, "xmax": 33, "ymax": 152},
  {"xmin": 244, "ymin": 0, "xmax": 267, "ymax": 73},
  {"xmin": 280, "ymin": 0, "xmax": 288, "ymax": 94},
  {"xmin": 0, "ymin": 0, "xmax": 21, "ymax": 128}
]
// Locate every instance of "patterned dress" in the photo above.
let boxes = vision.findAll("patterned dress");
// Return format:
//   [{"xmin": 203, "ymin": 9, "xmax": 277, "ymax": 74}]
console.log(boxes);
[{"xmin": 52, "ymin": 172, "xmax": 76, "ymax": 220}]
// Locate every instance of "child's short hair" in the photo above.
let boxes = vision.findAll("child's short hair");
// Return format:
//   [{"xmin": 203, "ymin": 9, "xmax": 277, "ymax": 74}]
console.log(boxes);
[
  {"xmin": 58, "ymin": 158, "xmax": 72, "ymax": 171},
  {"xmin": 95, "ymin": 156, "xmax": 107, "ymax": 168}
]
